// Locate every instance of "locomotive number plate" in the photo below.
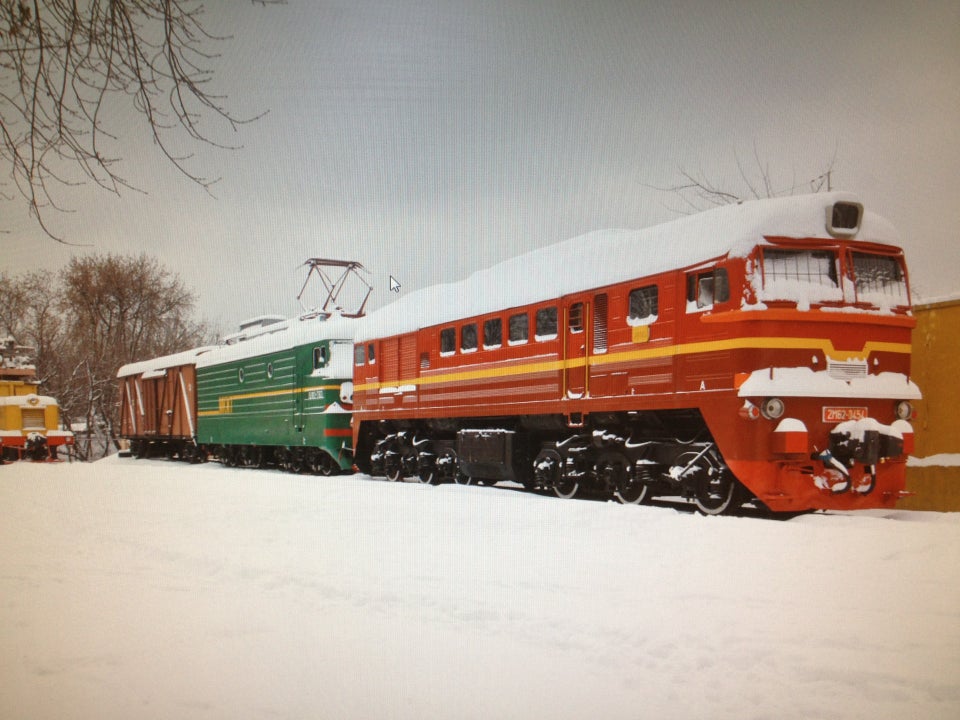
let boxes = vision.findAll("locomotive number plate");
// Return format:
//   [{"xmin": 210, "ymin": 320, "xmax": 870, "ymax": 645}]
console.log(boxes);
[{"xmin": 822, "ymin": 406, "xmax": 868, "ymax": 423}]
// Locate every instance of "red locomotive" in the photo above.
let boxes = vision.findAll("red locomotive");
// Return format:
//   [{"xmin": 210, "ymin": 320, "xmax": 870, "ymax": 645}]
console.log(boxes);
[{"xmin": 351, "ymin": 193, "xmax": 919, "ymax": 514}]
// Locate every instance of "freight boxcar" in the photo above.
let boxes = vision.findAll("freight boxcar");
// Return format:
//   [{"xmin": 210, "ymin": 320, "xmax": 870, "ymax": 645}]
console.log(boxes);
[{"xmin": 117, "ymin": 346, "xmax": 215, "ymax": 460}]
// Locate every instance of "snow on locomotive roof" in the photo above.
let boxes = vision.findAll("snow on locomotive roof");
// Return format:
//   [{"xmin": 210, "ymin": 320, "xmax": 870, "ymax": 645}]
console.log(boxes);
[
  {"xmin": 357, "ymin": 192, "xmax": 899, "ymax": 341},
  {"xmin": 118, "ymin": 315, "xmax": 359, "ymax": 378},
  {"xmin": 194, "ymin": 314, "xmax": 358, "ymax": 369}
]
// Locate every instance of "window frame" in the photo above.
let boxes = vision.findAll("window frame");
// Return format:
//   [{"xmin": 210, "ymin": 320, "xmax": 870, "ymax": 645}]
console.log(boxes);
[{"xmin": 535, "ymin": 306, "xmax": 558, "ymax": 341}]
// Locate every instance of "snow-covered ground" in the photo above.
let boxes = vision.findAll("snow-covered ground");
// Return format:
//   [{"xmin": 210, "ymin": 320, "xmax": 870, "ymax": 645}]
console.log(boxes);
[{"xmin": 2, "ymin": 457, "xmax": 959, "ymax": 720}]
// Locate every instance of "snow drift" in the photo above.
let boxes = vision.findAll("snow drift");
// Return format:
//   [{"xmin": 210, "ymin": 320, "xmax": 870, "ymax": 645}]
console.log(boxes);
[{"xmin": 2, "ymin": 457, "xmax": 958, "ymax": 720}]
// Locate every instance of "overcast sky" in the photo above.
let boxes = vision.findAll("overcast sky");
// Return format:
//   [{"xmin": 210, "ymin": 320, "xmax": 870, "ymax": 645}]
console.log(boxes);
[{"xmin": 4, "ymin": 0, "xmax": 959, "ymax": 334}]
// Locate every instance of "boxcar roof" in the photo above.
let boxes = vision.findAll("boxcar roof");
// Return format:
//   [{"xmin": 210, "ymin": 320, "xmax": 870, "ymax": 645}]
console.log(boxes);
[
  {"xmin": 356, "ymin": 192, "xmax": 899, "ymax": 341},
  {"xmin": 117, "ymin": 346, "xmax": 217, "ymax": 378}
]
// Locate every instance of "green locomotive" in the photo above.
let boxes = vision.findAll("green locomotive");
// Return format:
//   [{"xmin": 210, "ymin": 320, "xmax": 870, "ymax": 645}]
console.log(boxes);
[{"xmin": 194, "ymin": 315, "xmax": 357, "ymax": 474}]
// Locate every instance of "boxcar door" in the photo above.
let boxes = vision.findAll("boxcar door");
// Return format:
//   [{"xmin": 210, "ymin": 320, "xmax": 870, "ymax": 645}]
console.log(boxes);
[{"xmin": 562, "ymin": 296, "xmax": 590, "ymax": 399}]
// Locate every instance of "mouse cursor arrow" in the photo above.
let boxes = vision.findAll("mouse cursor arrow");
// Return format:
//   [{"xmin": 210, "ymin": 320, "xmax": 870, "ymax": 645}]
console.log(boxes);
[{"xmin": 389, "ymin": 276, "xmax": 401, "ymax": 293}]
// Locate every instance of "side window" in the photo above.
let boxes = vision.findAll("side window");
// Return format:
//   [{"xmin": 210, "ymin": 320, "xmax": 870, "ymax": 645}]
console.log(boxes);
[
  {"xmin": 313, "ymin": 345, "xmax": 328, "ymax": 369},
  {"xmin": 687, "ymin": 268, "xmax": 729, "ymax": 311},
  {"xmin": 628, "ymin": 285, "xmax": 659, "ymax": 325},
  {"xmin": 461, "ymin": 323, "xmax": 478, "ymax": 352},
  {"xmin": 483, "ymin": 318, "xmax": 502, "ymax": 349},
  {"xmin": 367, "ymin": 343, "xmax": 376, "ymax": 364},
  {"xmin": 440, "ymin": 327, "xmax": 456, "ymax": 355},
  {"xmin": 715, "ymin": 268, "xmax": 729, "ymax": 303},
  {"xmin": 420, "ymin": 352, "xmax": 430, "ymax": 369},
  {"xmin": 568, "ymin": 303, "xmax": 584, "ymax": 333},
  {"xmin": 535, "ymin": 306, "xmax": 558, "ymax": 340},
  {"xmin": 508, "ymin": 313, "xmax": 529, "ymax": 344},
  {"xmin": 354, "ymin": 345, "xmax": 366, "ymax": 366}
]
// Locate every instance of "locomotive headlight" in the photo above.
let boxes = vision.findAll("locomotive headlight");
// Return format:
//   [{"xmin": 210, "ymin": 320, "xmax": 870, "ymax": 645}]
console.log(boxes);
[
  {"xmin": 895, "ymin": 400, "xmax": 913, "ymax": 420},
  {"xmin": 761, "ymin": 397, "xmax": 785, "ymax": 420},
  {"xmin": 340, "ymin": 381, "xmax": 354, "ymax": 405}
]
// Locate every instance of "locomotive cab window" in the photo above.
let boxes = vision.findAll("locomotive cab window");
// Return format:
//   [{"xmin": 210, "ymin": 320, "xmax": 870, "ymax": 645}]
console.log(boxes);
[
  {"xmin": 687, "ymin": 268, "xmax": 729, "ymax": 311},
  {"xmin": 313, "ymin": 345, "xmax": 329, "ymax": 369},
  {"xmin": 508, "ymin": 313, "xmax": 529, "ymax": 345},
  {"xmin": 851, "ymin": 252, "xmax": 908, "ymax": 306},
  {"xmin": 568, "ymin": 303, "xmax": 584, "ymax": 333},
  {"xmin": 367, "ymin": 343, "xmax": 376, "ymax": 364},
  {"xmin": 354, "ymin": 345, "xmax": 365, "ymax": 366},
  {"xmin": 759, "ymin": 249, "xmax": 840, "ymax": 305}
]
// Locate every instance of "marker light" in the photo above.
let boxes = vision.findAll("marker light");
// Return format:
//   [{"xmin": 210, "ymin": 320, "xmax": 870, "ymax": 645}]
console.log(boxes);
[
  {"xmin": 761, "ymin": 397, "xmax": 785, "ymax": 420},
  {"xmin": 895, "ymin": 400, "xmax": 913, "ymax": 420}
]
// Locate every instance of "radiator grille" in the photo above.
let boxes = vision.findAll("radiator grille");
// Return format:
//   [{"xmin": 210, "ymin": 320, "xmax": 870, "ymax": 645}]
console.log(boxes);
[
  {"xmin": 827, "ymin": 359, "xmax": 868, "ymax": 381},
  {"xmin": 21, "ymin": 408, "xmax": 46, "ymax": 430}
]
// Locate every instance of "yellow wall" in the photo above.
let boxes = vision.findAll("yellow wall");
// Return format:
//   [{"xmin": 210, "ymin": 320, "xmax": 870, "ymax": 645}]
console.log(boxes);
[
  {"xmin": 911, "ymin": 297, "xmax": 960, "ymax": 457},
  {"xmin": 902, "ymin": 297, "xmax": 960, "ymax": 511}
]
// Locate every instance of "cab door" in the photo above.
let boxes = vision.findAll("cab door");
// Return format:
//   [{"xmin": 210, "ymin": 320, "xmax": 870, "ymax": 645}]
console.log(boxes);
[
  {"xmin": 678, "ymin": 265, "xmax": 732, "ymax": 392},
  {"xmin": 563, "ymin": 296, "xmax": 590, "ymax": 399}
]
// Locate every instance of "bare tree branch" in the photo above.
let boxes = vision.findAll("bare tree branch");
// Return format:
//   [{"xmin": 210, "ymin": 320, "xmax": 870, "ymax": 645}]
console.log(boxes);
[
  {"xmin": 646, "ymin": 145, "xmax": 840, "ymax": 215},
  {"xmin": 1, "ymin": 1, "xmax": 281, "ymax": 242}
]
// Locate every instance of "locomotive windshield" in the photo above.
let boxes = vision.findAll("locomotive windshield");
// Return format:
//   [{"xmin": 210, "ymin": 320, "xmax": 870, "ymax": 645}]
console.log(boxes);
[
  {"xmin": 851, "ymin": 252, "xmax": 908, "ymax": 306},
  {"xmin": 757, "ymin": 246, "xmax": 908, "ymax": 309}
]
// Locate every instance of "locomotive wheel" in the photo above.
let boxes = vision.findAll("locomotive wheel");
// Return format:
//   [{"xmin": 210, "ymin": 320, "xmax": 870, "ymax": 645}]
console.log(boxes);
[
  {"xmin": 693, "ymin": 469, "xmax": 740, "ymax": 516},
  {"xmin": 415, "ymin": 443, "xmax": 440, "ymax": 485},
  {"xmin": 310, "ymin": 452, "xmax": 338, "ymax": 476},
  {"xmin": 455, "ymin": 473, "xmax": 473, "ymax": 485},
  {"xmin": 385, "ymin": 444, "xmax": 416, "ymax": 482},
  {"xmin": 614, "ymin": 467, "xmax": 649, "ymax": 505},
  {"xmin": 385, "ymin": 453, "xmax": 405, "ymax": 481},
  {"xmin": 292, "ymin": 453, "xmax": 308, "ymax": 474},
  {"xmin": 597, "ymin": 453, "xmax": 648, "ymax": 505},
  {"xmin": 553, "ymin": 476, "xmax": 579, "ymax": 499},
  {"xmin": 436, "ymin": 448, "xmax": 464, "ymax": 484},
  {"xmin": 418, "ymin": 458, "xmax": 441, "ymax": 485},
  {"xmin": 615, "ymin": 481, "xmax": 648, "ymax": 504}
]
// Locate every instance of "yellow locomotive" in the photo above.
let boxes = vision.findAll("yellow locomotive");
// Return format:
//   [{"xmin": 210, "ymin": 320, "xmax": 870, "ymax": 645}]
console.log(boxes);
[{"xmin": 0, "ymin": 337, "xmax": 73, "ymax": 462}]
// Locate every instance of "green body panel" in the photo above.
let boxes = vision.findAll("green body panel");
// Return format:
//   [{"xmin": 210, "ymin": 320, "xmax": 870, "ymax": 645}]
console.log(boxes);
[{"xmin": 196, "ymin": 339, "xmax": 353, "ymax": 469}]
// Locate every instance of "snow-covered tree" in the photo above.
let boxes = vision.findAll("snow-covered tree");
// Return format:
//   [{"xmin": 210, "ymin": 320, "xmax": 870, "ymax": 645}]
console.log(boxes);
[{"xmin": 1, "ymin": 254, "xmax": 208, "ymax": 459}]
